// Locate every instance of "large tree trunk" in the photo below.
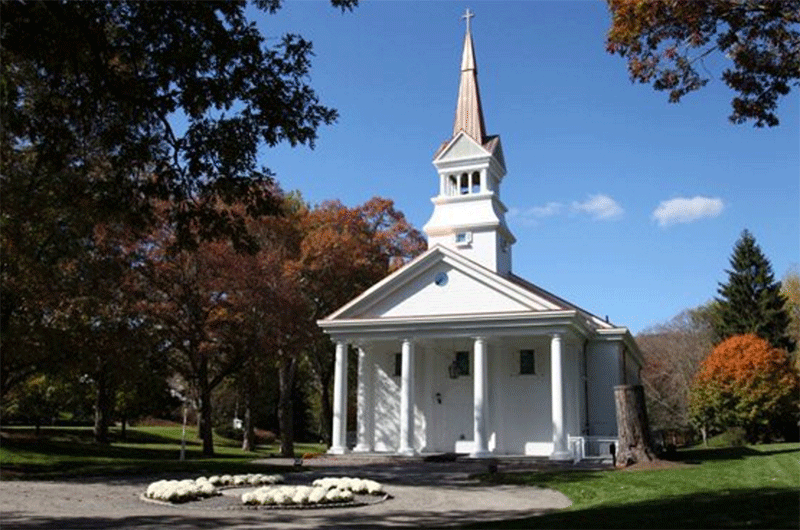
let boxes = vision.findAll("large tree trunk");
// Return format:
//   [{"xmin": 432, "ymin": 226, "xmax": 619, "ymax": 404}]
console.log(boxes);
[
  {"xmin": 614, "ymin": 384, "xmax": 656, "ymax": 466},
  {"xmin": 241, "ymin": 387, "xmax": 255, "ymax": 452},
  {"xmin": 93, "ymin": 364, "xmax": 111, "ymax": 444},
  {"xmin": 278, "ymin": 355, "xmax": 296, "ymax": 457}
]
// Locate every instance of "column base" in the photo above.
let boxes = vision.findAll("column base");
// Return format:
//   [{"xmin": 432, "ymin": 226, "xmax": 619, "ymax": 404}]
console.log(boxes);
[
  {"xmin": 352, "ymin": 444, "xmax": 373, "ymax": 453},
  {"xmin": 327, "ymin": 446, "xmax": 348, "ymax": 455},
  {"xmin": 397, "ymin": 447, "xmax": 416, "ymax": 456},
  {"xmin": 549, "ymin": 450, "xmax": 572, "ymax": 461},
  {"xmin": 469, "ymin": 450, "xmax": 493, "ymax": 459}
]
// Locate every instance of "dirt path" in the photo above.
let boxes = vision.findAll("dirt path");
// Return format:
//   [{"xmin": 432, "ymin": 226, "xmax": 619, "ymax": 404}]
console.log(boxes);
[{"xmin": 0, "ymin": 460, "xmax": 572, "ymax": 529}]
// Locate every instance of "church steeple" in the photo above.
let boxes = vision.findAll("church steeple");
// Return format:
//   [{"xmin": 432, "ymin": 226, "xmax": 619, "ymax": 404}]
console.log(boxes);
[
  {"xmin": 424, "ymin": 10, "xmax": 515, "ymax": 276},
  {"xmin": 453, "ymin": 8, "xmax": 486, "ymax": 143}
]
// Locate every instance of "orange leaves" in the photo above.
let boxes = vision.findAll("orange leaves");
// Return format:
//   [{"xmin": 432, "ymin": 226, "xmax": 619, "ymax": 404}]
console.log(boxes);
[
  {"xmin": 690, "ymin": 333, "xmax": 799, "ymax": 440},
  {"xmin": 296, "ymin": 197, "xmax": 426, "ymax": 317},
  {"xmin": 695, "ymin": 334, "xmax": 796, "ymax": 388},
  {"xmin": 606, "ymin": 0, "xmax": 800, "ymax": 126}
]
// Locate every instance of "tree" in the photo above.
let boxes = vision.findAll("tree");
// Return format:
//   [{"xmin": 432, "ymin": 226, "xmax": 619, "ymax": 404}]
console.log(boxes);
[
  {"xmin": 637, "ymin": 305, "xmax": 715, "ymax": 430},
  {"xmin": 781, "ymin": 267, "xmax": 800, "ymax": 370},
  {"xmin": 215, "ymin": 201, "xmax": 311, "ymax": 457},
  {"xmin": 142, "ymin": 234, "xmax": 254, "ymax": 456},
  {"xmin": 714, "ymin": 229, "xmax": 794, "ymax": 352},
  {"xmin": 689, "ymin": 334, "xmax": 799, "ymax": 442},
  {"xmin": 296, "ymin": 197, "xmax": 426, "ymax": 445},
  {"xmin": 606, "ymin": 0, "xmax": 800, "ymax": 127},
  {"xmin": 1, "ymin": 0, "xmax": 355, "ymax": 398}
]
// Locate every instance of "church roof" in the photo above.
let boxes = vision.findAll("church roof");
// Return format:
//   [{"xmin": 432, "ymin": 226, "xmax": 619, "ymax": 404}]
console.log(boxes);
[
  {"xmin": 320, "ymin": 244, "xmax": 617, "ymax": 333},
  {"xmin": 452, "ymin": 13, "xmax": 487, "ymax": 144}
]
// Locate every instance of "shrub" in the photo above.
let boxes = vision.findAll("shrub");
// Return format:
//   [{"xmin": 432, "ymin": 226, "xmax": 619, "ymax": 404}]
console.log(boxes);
[
  {"xmin": 689, "ymin": 334, "xmax": 799, "ymax": 442},
  {"xmin": 254, "ymin": 429, "xmax": 276, "ymax": 445},
  {"xmin": 712, "ymin": 427, "xmax": 748, "ymax": 448}
]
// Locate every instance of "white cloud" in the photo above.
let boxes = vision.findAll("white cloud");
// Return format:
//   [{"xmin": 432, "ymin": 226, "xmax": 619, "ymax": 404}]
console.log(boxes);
[
  {"xmin": 652, "ymin": 196, "xmax": 724, "ymax": 227},
  {"xmin": 508, "ymin": 202, "xmax": 563, "ymax": 226},
  {"xmin": 526, "ymin": 201, "xmax": 563, "ymax": 218},
  {"xmin": 571, "ymin": 194, "xmax": 624, "ymax": 220}
]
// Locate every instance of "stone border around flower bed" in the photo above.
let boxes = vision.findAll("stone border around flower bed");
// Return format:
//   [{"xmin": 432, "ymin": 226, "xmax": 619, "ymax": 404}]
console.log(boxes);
[{"xmin": 139, "ymin": 491, "xmax": 391, "ymax": 511}]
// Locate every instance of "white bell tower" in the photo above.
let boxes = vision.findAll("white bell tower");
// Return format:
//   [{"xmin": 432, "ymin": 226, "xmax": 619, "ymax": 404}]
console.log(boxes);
[{"xmin": 424, "ymin": 9, "xmax": 515, "ymax": 276}]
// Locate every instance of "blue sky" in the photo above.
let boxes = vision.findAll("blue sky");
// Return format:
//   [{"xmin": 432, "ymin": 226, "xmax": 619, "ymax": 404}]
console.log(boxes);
[{"xmin": 249, "ymin": 1, "xmax": 799, "ymax": 334}]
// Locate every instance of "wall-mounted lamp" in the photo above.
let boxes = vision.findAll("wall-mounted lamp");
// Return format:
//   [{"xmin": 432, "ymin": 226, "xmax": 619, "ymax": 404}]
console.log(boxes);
[
  {"xmin": 435, "ymin": 392, "xmax": 442, "ymax": 404},
  {"xmin": 448, "ymin": 361, "xmax": 459, "ymax": 379}
]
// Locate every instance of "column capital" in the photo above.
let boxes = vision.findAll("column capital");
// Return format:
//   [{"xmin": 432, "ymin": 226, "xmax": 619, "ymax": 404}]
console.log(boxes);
[{"xmin": 550, "ymin": 332, "xmax": 562, "ymax": 340}]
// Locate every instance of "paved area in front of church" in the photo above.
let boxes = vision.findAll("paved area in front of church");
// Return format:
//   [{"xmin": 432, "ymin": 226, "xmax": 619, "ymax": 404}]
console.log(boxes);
[{"xmin": 0, "ymin": 457, "xmax": 574, "ymax": 529}]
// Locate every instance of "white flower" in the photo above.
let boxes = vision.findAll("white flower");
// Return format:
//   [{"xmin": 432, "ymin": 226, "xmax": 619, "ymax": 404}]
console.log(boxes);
[
  {"xmin": 365, "ymin": 480, "xmax": 384, "ymax": 495},
  {"xmin": 145, "ymin": 478, "xmax": 219, "ymax": 503},
  {"xmin": 220, "ymin": 474, "xmax": 233, "ymax": 485},
  {"xmin": 208, "ymin": 475, "xmax": 221, "ymax": 485},
  {"xmin": 292, "ymin": 486, "xmax": 311, "ymax": 505},
  {"xmin": 272, "ymin": 491, "xmax": 290, "ymax": 505},
  {"xmin": 309, "ymin": 486, "xmax": 328, "ymax": 504},
  {"xmin": 325, "ymin": 488, "xmax": 348, "ymax": 503}
]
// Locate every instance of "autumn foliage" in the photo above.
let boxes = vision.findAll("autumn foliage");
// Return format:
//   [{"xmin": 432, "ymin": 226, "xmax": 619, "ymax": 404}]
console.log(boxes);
[
  {"xmin": 606, "ymin": 0, "xmax": 800, "ymax": 127},
  {"xmin": 689, "ymin": 334, "xmax": 799, "ymax": 442}
]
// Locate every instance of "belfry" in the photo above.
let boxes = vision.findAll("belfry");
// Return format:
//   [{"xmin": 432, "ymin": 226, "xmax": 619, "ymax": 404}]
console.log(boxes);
[{"xmin": 424, "ymin": 9, "xmax": 514, "ymax": 275}]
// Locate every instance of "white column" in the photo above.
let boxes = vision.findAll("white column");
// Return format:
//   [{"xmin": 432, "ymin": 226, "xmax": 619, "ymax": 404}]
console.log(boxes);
[
  {"xmin": 329, "ymin": 341, "xmax": 348, "ymax": 455},
  {"xmin": 471, "ymin": 336, "xmax": 490, "ymax": 457},
  {"xmin": 398, "ymin": 338, "xmax": 415, "ymax": 455},
  {"xmin": 550, "ymin": 333, "xmax": 570, "ymax": 460},
  {"xmin": 353, "ymin": 346, "xmax": 374, "ymax": 452}
]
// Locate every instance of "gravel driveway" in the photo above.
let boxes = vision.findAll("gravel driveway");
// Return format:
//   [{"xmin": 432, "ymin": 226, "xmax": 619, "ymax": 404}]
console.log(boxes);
[{"xmin": 0, "ymin": 458, "xmax": 572, "ymax": 529}]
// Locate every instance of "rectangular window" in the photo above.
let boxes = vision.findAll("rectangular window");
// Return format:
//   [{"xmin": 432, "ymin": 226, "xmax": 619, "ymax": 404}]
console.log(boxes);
[
  {"xmin": 455, "ymin": 350, "xmax": 470, "ymax": 376},
  {"xmin": 394, "ymin": 352, "xmax": 402, "ymax": 377},
  {"xmin": 455, "ymin": 231, "xmax": 472, "ymax": 245},
  {"xmin": 520, "ymin": 349, "xmax": 535, "ymax": 375}
]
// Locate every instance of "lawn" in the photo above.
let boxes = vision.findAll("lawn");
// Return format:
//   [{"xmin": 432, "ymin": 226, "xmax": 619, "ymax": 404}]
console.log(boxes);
[
  {"xmin": 0, "ymin": 425, "xmax": 326, "ymax": 478},
  {"xmin": 474, "ymin": 443, "xmax": 800, "ymax": 529}
]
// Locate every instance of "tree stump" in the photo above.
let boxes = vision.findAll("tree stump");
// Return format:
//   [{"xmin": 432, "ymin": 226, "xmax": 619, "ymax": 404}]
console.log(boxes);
[{"xmin": 614, "ymin": 384, "xmax": 657, "ymax": 467}]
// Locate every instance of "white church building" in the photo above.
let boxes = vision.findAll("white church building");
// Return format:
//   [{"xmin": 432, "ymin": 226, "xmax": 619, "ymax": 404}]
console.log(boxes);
[{"xmin": 318, "ymin": 12, "xmax": 642, "ymax": 460}]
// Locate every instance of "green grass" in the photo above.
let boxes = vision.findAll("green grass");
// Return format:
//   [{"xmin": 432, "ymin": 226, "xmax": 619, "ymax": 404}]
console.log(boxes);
[
  {"xmin": 0, "ymin": 425, "xmax": 326, "ymax": 478},
  {"xmin": 472, "ymin": 443, "xmax": 800, "ymax": 529}
]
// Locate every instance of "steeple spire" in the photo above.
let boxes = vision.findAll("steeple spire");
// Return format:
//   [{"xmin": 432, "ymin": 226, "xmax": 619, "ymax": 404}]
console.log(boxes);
[{"xmin": 453, "ymin": 8, "xmax": 486, "ymax": 143}]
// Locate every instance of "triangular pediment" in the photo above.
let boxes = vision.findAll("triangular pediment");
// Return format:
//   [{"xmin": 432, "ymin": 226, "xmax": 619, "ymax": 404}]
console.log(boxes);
[
  {"xmin": 434, "ymin": 131, "xmax": 490, "ymax": 163},
  {"xmin": 323, "ymin": 246, "xmax": 564, "ymax": 322}
]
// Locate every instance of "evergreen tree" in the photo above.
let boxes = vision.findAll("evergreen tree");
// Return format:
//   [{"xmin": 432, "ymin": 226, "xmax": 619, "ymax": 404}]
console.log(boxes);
[{"xmin": 714, "ymin": 230, "xmax": 794, "ymax": 352}]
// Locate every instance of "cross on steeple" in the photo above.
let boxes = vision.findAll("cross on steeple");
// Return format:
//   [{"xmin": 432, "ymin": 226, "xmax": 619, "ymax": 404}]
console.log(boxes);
[{"xmin": 462, "ymin": 8, "xmax": 474, "ymax": 33}]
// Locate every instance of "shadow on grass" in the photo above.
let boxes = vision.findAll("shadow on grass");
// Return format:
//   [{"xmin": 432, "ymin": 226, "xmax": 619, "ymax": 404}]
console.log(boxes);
[
  {"xmin": 480, "ymin": 469, "xmax": 607, "ymax": 488},
  {"xmin": 670, "ymin": 445, "xmax": 798, "ymax": 464},
  {"xmin": 0, "ymin": 429, "xmax": 287, "ymax": 479},
  {"xmin": 472, "ymin": 487, "xmax": 799, "ymax": 529}
]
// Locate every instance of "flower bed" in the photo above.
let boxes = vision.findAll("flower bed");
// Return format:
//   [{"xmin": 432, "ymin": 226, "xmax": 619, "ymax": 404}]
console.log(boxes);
[
  {"xmin": 145, "ymin": 478, "xmax": 220, "ymax": 503},
  {"xmin": 240, "ymin": 477, "xmax": 385, "ymax": 507},
  {"xmin": 208, "ymin": 473, "xmax": 284, "ymax": 487},
  {"xmin": 312, "ymin": 477, "xmax": 384, "ymax": 495},
  {"xmin": 143, "ymin": 474, "xmax": 386, "ymax": 508},
  {"xmin": 144, "ymin": 474, "xmax": 283, "ymax": 503},
  {"xmin": 242, "ymin": 485, "xmax": 353, "ymax": 506}
]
